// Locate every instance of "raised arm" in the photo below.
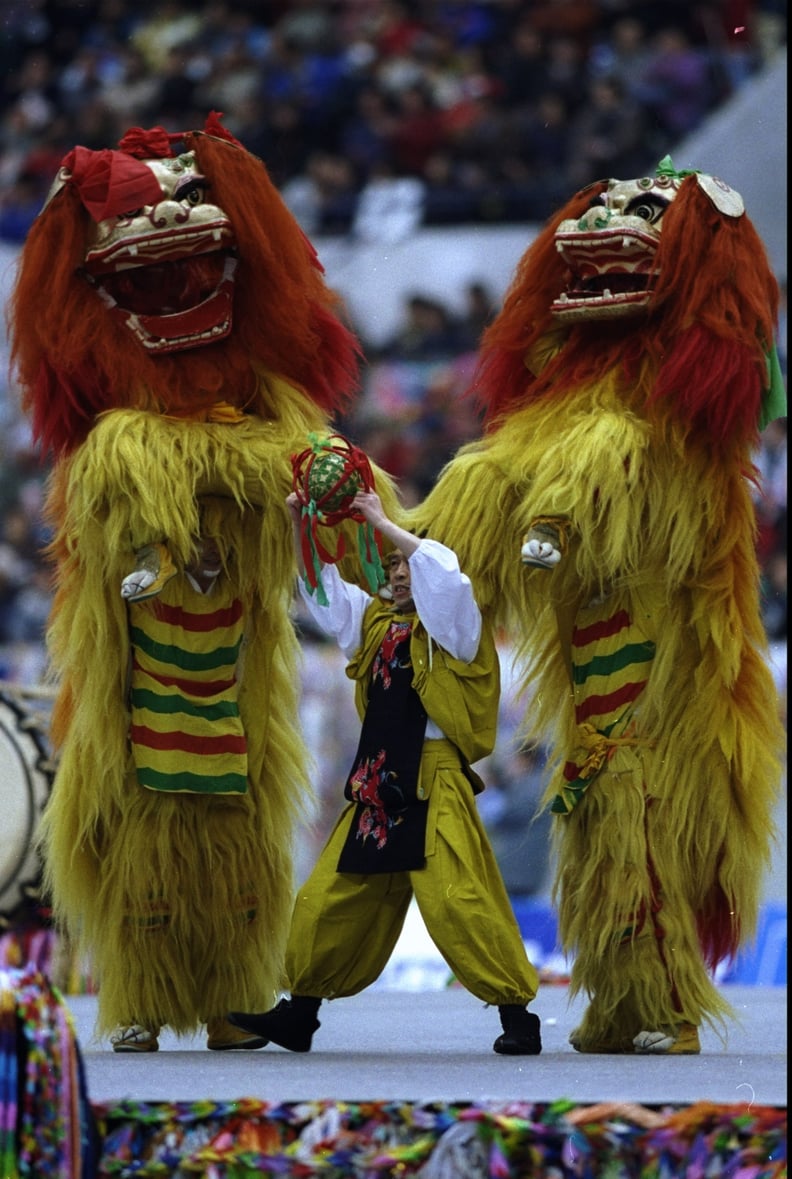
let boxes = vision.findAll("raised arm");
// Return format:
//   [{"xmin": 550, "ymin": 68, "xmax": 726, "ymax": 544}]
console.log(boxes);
[{"xmin": 351, "ymin": 490, "xmax": 420, "ymax": 558}]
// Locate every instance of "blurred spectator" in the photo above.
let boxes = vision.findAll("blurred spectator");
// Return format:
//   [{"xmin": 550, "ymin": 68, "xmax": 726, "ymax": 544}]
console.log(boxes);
[
  {"xmin": 776, "ymin": 279, "xmax": 787, "ymax": 380},
  {"xmin": 0, "ymin": 542, "xmax": 27, "ymax": 644},
  {"xmin": 542, "ymin": 34, "xmax": 590, "ymax": 116},
  {"xmin": 494, "ymin": 20, "xmax": 552, "ymax": 112},
  {"xmin": 145, "ymin": 44, "xmax": 199, "ymax": 123},
  {"xmin": 94, "ymin": 45, "xmax": 161, "ymax": 124},
  {"xmin": 3, "ymin": 558, "xmax": 51, "ymax": 643},
  {"xmin": 507, "ymin": 90, "xmax": 575, "ymax": 216},
  {"xmin": 281, "ymin": 149, "xmax": 359, "ymax": 235},
  {"xmin": 457, "ymin": 280, "xmax": 498, "ymax": 352},
  {"xmin": 387, "ymin": 81, "xmax": 447, "ymax": 176},
  {"xmin": 377, "ymin": 293, "xmax": 464, "ymax": 362},
  {"xmin": 352, "ymin": 159, "xmax": 425, "ymax": 243},
  {"xmin": 3, "ymin": 49, "xmax": 58, "ymax": 137},
  {"xmin": 400, "ymin": 361, "xmax": 483, "ymax": 497},
  {"xmin": 753, "ymin": 417, "xmax": 788, "ymax": 566},
  {"xmin": 632, "ymin": 25, "xmax": 717, "ymax": 141},
  {"xmin": 695, "ymin": 3, "xmax": 761, "ymax": 95},
  {"xmin": 0, "ymin": 172, "xmax": 40, "ymax": 244},
  {"xmin": 761, "ymin": 549, "xmax": 787, "ymax": 642},
  {"xmin": 421, "ymin": 33, "xmax": 501, "ymax": 122},
  {"xmin": 338, "ymin": 83, "xmax": 398, "ymax": 179},
  {"xmin": 588, "ymin": 15, "xmax": 654, "ymax": 96},
  {"xmin": 0, "ymin": 0, "xmax": 783, "ymax": 241},
  {"xmin": 753, "ymin": 0, "xmax": 787, "ymax": 63},
  {"xmin": 202, "ymin": 37, "xmax": 264, "ymax": 113},
  {"xmin": 250, "ymin": 98, "xmax": 313, "ymax": 187},
  {"xmin": 2, "ymin": 497, "xmax": 46, "ymax": 566},
  {"xmin": 79, "ymin": 0, "xmax": 141, "ymax": 59},
  {"xmin": 526, "ymin": 0, "xmax": 603, "ymax": 46},
  {"xmin": 478, "ymin": 739, "xmax": 552, "ymax": 899},
  {"xmin": 420, "ymin": 149, "xmax": 479, "ymax": 224},
  {"xmin": 443, "ymin": 88, "xmax": 512, "ymax": 193},
  {"xmin": 276, "ymin": 0, "xmax": 336, "ymax": 53},
  {"xmin": 346, "ymin": 417, "xmax": 418, "ymax": 487},
  {"xmin": 369, "ymin": 1, "xmax": 428, "ymax": 61},
  {"xmin": 566, "ymin": 74, "xmax": 653, "ymax": 188},
  {"xmin": 129, "ymin": 1, "xmax": 203, "ymax": 72}
]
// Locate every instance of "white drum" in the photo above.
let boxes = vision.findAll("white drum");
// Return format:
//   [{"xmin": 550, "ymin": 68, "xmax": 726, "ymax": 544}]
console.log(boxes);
[{"xmin": 0, "ymin": 685, "xmax": 56, "ymax": 925}]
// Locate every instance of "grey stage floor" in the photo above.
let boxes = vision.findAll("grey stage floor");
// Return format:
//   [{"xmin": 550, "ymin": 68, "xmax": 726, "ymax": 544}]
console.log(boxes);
[{"xmin": 68, "ymin": 984, "xmax": 786, "ymax": 1110}]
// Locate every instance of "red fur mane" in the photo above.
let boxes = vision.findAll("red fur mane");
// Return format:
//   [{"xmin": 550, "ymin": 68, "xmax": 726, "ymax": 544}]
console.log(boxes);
[
  {"xmin": 8, "ymin": 124, "xmax": 362, "ymax": 457},
  {"xmin": 472, "ymin": 176, "xmax": 778, "ymax": 448}
]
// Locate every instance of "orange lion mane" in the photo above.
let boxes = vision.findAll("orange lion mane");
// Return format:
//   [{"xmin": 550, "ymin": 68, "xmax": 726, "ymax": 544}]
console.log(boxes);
[
  {"xmin": 472, "ymin": 176, "xmax": 779, "ymax": 449},
  {"xmin": 9, "ymin": 118, "xmax": 362, "ymax": 458}
]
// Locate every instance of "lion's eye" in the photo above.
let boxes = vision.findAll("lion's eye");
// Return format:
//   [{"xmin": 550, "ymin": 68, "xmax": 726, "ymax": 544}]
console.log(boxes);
[
  {"xmin": 173, "ymin": 178, "xmax": 208, "ymax": 206},
  {"xmin": 625, "ymin": 197, "xmax": 667, "ymax": 223}
]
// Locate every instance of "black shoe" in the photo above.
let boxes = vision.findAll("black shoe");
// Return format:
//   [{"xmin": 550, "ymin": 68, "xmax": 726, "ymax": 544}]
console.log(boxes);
[
  {"xmin": 493, "ymin": 1005, "xmax": 542, "ymax": 1055},
  {"xmin": 227, "ymin": 996, "xmax": 321, "ymax": 1053}
]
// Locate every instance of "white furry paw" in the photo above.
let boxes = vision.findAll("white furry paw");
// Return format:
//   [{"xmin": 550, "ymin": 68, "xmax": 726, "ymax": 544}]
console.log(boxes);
[
  {"xmin": 121, "ymin": 570, "xmax": 157, "ymax": 599},
  {"xmin": 110, "ymin": 1023, "xmax": 160, "ymax": 1052},
  {"xmin": 633, "ymin": 1023, "xmax": 700, "ymax": 1055},
  {"xmin": 521, "ymin": 538, "xmax": 562, "ymax": 569},
  {"xmin": 120, "ymin": 542, "xmax": 177, "ymax": 601},
  {"xmin": 633, "ymin": 1029, "xmax": 676, "ymax": 1054}
]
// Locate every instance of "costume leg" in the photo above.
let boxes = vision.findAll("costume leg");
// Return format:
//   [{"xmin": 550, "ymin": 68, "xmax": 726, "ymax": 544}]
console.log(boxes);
[
  {"xmin": 557, "ymin": 749, "xmax": 732, "ymax": 1052},
  {"xmin": 79, "ymin": 782, "xmax": 292, "ymax": 1037},
  {"xmin": 411, "ymin": 751, "xmax": 539, "ymax": 1006},
  {"xmin": 285, "ymin": 805, "xmax": 413, "ymax": 997}
]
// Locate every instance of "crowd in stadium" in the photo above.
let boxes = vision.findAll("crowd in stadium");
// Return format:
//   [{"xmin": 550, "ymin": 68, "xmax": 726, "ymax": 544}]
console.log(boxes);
[
  {"xmin": 0, "ymin": 0, "xmax": 786, "ymax": 239},
  {"xmin": 0, "ymin": 0, "xmax": 787, "ymax": 693}
]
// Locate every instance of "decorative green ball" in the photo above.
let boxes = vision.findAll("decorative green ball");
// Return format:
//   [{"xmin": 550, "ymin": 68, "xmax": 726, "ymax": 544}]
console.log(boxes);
[{"xmin": 307, "ymin": 448, "xmax": 362, "ymax": 511}]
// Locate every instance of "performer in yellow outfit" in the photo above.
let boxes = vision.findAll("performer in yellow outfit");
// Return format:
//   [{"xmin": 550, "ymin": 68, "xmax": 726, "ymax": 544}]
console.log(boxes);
[
  {"xmin": 228, "ymin": 490, "xmax": 542, "ymax": 1055},
  {"xmin": 8, "ymin": 115, "xmax": 400, "ymax": 1049},
  {"xmin": 408, "ymin": 159, "xmax": 786, "ymax": 1053}
]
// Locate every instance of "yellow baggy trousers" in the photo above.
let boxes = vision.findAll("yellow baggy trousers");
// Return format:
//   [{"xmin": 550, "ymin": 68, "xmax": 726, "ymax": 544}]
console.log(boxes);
[{"xmin": 285, "ymin": 740, "xmax": 540, "ymax": 1005}]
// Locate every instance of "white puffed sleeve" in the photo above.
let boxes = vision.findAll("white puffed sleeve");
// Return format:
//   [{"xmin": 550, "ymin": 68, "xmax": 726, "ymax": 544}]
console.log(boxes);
[
  {"xmin": 408, "ymin": 539, "xmax": 481, "ymax": 662},
  {"xmin": 295, "ymin": 566, "xmax": 370, "ymax": 661}
]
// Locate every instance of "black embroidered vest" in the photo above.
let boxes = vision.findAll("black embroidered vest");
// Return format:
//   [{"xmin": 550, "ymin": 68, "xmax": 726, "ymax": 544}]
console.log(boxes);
[{"xmin": 337, "ymin": 617, "xmax": 429, "ymax": 873}]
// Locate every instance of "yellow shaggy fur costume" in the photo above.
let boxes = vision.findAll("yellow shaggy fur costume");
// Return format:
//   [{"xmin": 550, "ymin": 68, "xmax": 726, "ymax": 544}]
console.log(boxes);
[
  {"xmin": 408, "ymin": 162, "xmax": 785, "ymax": 1052},
  {"xmin": 9, "ymin": 116, "xmax": 399, "ymax": 1041}
]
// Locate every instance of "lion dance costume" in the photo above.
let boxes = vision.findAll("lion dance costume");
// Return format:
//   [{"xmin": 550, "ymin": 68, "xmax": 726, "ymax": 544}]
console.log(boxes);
[
  {"xmin": 8, "ymin": 113, "xmax": 398, "ymax": 1049},
  {"xmin": 408, "ymin": 158, "xmax": 786, "ymax": 1053}
]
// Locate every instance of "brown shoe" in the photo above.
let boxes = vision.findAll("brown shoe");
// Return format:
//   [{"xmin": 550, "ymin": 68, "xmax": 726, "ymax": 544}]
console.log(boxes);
[{"xmin": 206, "ymin": 1016, "xmax": 268, "ymax": 1051}]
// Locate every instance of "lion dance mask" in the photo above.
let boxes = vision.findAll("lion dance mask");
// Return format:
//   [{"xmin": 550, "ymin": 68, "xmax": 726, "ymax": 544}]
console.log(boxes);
[
  {"xmin": 8, "ymin": 113, "xmax": 399, "ymax": 1045},
  {"xmin": 408, "ymin": 157, "xmax": 786, "ymax": 1054}
]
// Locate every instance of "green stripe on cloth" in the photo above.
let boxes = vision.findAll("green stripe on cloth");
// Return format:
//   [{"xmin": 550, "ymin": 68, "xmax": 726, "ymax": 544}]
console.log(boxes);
[
  {"xmin": 137, "ymin": 766, "xmax": 248, "ymax": 794},
  {"xmin": 129, "ymin": 625, "xmax": 243, "ymax": 673},
  {"xmin": 130, "ymin": 687, "xmax": 239, "ymax": 721},
  {"xmin": 572, "ymin": 639, "xmax": 655, "ymax": 684}
]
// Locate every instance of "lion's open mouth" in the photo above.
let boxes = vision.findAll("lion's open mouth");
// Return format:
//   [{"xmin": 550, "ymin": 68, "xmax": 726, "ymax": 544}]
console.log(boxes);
[
  {"xmin": 551, "ymin": 225, "xmax": 659, "ymax": 319},
  {"xmin": 96, "ymin": 253, "xmax": 229, "ymax": 317},
  {"xmin": 89, "ymin": 253, "xmax": 238, "ymax": 352}
]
